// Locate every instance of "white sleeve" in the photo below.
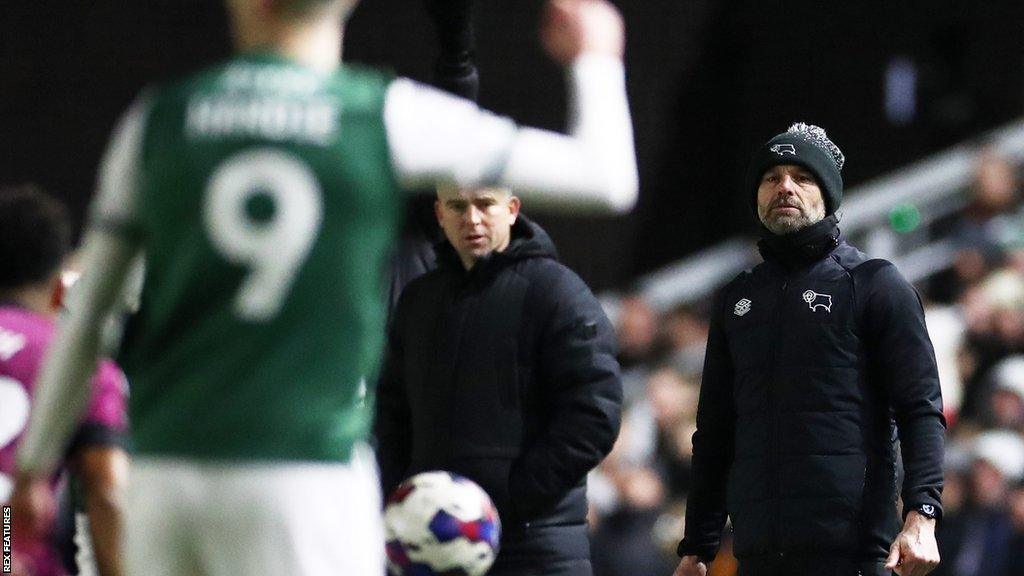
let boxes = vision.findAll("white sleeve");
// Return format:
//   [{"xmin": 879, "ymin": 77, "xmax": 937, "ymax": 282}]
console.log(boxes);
[
  {"xmin": 90, "ymin": 96, "xmax": 149, "ymax": 238},
  {"xmin": 17, "ymin": 99, "xmax": 148, "ymax": 476},
  {"xmin": 384, "ymin": 55, "xmax": 638, "ymax": 214}
]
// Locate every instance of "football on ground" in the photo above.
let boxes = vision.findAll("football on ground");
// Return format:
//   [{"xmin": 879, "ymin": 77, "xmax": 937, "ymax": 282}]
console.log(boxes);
[{"xmin": 384, "ymin": 471, "xmax": 502, "ymax": 576}]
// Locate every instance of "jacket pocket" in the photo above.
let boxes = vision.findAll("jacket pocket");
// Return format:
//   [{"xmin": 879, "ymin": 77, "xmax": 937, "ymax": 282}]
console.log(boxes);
[{"xmin": 449, "ymin": 457, "xmax": 517, "ymax": 528}]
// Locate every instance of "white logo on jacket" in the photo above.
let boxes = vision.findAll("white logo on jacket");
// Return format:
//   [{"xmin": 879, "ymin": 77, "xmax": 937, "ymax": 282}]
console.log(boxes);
[
  {"xmin": 802, "ymin": 290, "xmax": 832, "ymax": 313},
  {"xmin": 734, "ymin": 298, "xmax": 752, "ymax": 316}
]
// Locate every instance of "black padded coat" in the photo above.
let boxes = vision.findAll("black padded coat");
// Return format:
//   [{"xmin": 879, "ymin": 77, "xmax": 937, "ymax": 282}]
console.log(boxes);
[
  {"xmin": 374, "ymin": 215, "xmax": 622, "ymax": 534},
  {"xmin": 678, "ymin": 234, "xmax": 945, "ymax": 566}
]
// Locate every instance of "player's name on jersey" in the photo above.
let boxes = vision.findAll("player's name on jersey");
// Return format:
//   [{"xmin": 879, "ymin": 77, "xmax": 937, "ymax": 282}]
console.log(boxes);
[{"xmin": 186, "ymin": 96, "xmax": 339, "ymax": 145}]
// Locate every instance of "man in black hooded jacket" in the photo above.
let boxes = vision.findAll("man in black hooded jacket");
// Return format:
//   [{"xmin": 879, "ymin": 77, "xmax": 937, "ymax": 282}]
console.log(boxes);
[
  {"xmin": 673, "ymin": 124, "xmax": 946, "ymax": 576},
  {"xmin": 375, "ymin": 184, "xmax": 622, "ymax": 576}
]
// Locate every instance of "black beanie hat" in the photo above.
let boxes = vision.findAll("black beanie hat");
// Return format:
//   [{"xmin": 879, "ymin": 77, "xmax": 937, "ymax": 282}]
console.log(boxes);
[{"xmin": 746, "ymin": 123, "xmax": 845, "ymax": 218}]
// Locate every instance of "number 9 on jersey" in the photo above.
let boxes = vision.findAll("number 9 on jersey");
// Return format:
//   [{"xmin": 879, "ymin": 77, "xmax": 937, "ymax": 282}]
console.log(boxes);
[{"xmin": 203, "ymin": 149, "xmax": 324, "ymax": 322}]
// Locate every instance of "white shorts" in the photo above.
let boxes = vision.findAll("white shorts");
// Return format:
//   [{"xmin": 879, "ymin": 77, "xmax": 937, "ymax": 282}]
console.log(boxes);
[{"xmin": 125, "ymin": 445, "xmax": 384, "ymax": 576}]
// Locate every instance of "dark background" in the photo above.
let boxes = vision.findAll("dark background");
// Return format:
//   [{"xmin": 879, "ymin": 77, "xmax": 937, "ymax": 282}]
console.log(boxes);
[{"xmin": 3, "ymin": 0, "xmax": 1023, "ymax": 291}]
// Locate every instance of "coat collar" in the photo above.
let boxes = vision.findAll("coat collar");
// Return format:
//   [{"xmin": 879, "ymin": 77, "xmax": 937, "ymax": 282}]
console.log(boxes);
[{"xmin": 757, "ymin": 214, "xmax": 841, "ymax": 270}]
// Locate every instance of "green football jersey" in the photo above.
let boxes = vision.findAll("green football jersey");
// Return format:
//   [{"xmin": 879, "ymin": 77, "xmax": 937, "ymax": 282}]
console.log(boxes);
[{"xmin": 117, "ymin": 53, "xmax": 400, "ymax": 462}]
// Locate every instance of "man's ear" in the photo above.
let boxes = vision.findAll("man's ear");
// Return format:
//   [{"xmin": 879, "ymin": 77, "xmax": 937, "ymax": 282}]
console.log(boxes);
[
  {"xmin": 435, "ymin": 199, "xmax": 444, "ymax": 225},
  {"xmin": 508, "ymin": 196, "xmax": 521, "ymax": 223}
]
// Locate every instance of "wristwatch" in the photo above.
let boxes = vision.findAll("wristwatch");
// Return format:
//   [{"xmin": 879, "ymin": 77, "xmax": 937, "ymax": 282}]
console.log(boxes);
[{"xmin": 915, "ymin": 504, "xmax": 938, "ymax": 519}]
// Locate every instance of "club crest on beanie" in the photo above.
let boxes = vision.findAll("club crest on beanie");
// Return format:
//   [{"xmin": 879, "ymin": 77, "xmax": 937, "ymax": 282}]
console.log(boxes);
[{"xmin": 747, "ymin": 123, "xmax": 845, "ymax": 218}]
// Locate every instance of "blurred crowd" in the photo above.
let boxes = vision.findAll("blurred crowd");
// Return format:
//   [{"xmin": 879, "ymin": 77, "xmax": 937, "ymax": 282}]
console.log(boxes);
[{"xmin": 587, "ymin": 151, "xmax": 1024, "ymax": 576}]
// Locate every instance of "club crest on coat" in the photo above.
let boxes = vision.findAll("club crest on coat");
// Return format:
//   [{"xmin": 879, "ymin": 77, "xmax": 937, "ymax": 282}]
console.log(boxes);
[{"xmin": 802, "ymin": 290, "xmax": 832, "ymax": 313}]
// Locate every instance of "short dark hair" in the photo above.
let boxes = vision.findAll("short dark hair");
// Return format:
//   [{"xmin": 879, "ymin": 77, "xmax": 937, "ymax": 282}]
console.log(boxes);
[{"xmin": 0, "ymin": 184, "xmax": 71, "ymax": 290}]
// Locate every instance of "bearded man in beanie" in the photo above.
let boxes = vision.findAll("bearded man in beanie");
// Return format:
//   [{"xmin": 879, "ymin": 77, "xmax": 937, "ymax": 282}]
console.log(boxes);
[{"xmin": 672, "ymin": 124, "xmax": 946, "ymax": 576}]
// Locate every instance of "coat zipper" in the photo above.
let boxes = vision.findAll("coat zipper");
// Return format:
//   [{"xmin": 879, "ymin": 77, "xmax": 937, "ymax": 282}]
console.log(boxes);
[{"xmin": 768, "ymin": 276, "xmax": 788, "ymax": 557}]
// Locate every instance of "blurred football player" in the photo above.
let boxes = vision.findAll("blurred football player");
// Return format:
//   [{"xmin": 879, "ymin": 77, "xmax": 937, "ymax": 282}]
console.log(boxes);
[
  {"xmin": 1, "ymin": 185, "xmax": 128, "ymax": 576},
  {"xmin": 14, "ymin": 0, "xmax": 637, "ymax": 574}
]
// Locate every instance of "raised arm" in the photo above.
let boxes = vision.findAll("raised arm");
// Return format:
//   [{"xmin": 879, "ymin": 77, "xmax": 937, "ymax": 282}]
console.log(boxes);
[{"xmin": 384, "ymin": 0, "xmax": 638, "ymax": 214}]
